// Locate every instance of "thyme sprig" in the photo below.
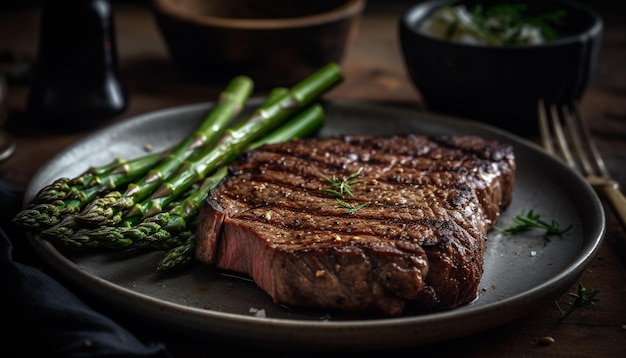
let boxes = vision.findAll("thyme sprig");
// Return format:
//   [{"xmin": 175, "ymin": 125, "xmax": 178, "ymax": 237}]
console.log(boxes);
[
  {"xmin": 321, "ymin": 167, "xmax": 363, "ymax": 198},
  {"xmin": 336, "ymin": 199, "xmax": 371, "ymax": 214},
  {"xmin": 555, "ymin": 282, "xmax": 601, "ymax": 324},
  {"xmin": 319, "ymin": 167, "xmax": 370, "ymax": 213},
  {"xmin": 499, "ymin": 209, "xmax": 572, "ymax": 243}
]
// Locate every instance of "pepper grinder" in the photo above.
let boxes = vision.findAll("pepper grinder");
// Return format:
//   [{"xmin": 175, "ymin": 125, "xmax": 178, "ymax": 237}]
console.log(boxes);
[{"xmin": 27, "ymin": 0, "xmax": 128, "ymax": 131}]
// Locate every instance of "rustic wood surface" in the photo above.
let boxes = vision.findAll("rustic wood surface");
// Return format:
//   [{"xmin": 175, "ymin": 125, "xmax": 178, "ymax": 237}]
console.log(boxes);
[{"xmin": 0, "ymin": 1, "xmax": 624, "ymax": 356}]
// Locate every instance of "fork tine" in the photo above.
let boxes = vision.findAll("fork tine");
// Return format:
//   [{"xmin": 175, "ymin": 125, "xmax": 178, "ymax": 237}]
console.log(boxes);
[
  {"xmin": 570, "ymin": 101, "xmax": 610, "ymax": 177},
  {"xmin": 561, "ymin": 102, "xmax": 594, "ymax": 176},
  {"xmin": 538, "ymin": 99, "xmax": 555, "ymax": 154},
  {"xmin": 549, "ymin": 103, "xmax": 577, "ymax": 168},
  {"xmin": 539, "ymin": 100, "xmax": 626, "ymax": 234}
]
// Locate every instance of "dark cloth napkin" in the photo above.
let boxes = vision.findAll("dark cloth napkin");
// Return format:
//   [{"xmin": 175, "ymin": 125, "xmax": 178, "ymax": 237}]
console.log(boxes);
[{"xmin": 0, "ymin": 180, "xmax": 172, "ymax": 357}]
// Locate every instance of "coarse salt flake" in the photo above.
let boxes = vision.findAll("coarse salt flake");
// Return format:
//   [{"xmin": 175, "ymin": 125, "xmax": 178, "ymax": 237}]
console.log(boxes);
[{"xmin": 249, "ymin": 307, "xmax": 267, "ymax": 317}]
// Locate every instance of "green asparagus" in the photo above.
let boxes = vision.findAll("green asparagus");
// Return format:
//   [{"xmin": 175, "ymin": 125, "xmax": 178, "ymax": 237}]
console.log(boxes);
[
  {"xmin": 37, "ymin": 76, "xmax": 253, "ymax": 241},
  {"xmin": 16, "ymin": 76, "xmax": 252, "ymax": 231},
  {"xmin": 13, "ymin": 152, "xmax": 164, "ymax": 229},
  {"xmin": 31, "ymin": 153, "xmax": 161, "ymax": 204},
  {"xmin": 74, "ymin": 76, "xmax": 253, "ymax": 226},
  {"xmin": 64, "ymin": 87, "xmax": 289, "ymax": 247},
  {"xmin": 156, "ymin": 234, "xmax": 196, "ymax": 273},
  {"xmin": 69, "ymin": 167, "xmax": 227, "ymax": 249}
]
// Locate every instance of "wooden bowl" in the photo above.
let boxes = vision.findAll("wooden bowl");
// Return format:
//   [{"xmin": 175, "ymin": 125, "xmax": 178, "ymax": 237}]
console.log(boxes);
[{"xmin": 153, "ymin": 0, "xmax": 365, "ymax": 88}]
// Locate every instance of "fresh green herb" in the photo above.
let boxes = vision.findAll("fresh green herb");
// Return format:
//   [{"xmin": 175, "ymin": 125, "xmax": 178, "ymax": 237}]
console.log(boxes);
[
  {"xmin": 555, "ymin": 282, "xmax": 601, "ymax": 324},
  {"xmin": 336, "ymin": 199, "xmax": 371, "ymax": 214},
  {"xmin": 320, "ymin": 167, "xmax": 363, "ymax": 198},
  {"xmin": 469, "ymin": 3, "xmax": 566, "ymax": 44},
  {"xmin": 425, "ymin": 3, "xmax": 567, "ymax": 45},
  {"xmin": 499, "ymin": 209, "xmax": 572, "ymax": 243},
  {"xmin": 319, "ymin": 168, "xmax": 371, "ymax": 213}
]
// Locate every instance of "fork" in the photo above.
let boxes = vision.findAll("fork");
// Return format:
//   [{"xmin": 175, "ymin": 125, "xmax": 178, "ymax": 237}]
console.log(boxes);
[{"xmin": 538, "ymin": 99, "xmax": 626, "ymax": 233}]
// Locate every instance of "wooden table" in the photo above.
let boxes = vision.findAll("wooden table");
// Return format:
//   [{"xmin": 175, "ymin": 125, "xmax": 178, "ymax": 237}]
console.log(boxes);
[{"xmin": 1, "ymin": 1, "xmax": 624, "ymax": 356}]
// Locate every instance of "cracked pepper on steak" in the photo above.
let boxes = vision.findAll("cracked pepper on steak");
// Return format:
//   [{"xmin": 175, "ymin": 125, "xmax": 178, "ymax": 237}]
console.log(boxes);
[{"xmin": 195, "ymin": 134, "xmax": 516, "ymax": 317}]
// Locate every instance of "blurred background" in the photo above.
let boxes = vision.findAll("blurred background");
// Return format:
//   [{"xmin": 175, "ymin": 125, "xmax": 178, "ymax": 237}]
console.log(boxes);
[
  {"xmin": 0, "ymin": 1, "xmax": 625, "ymax": 356},
  {"xmin": 1, "ymin": 0, "xmax": 623, "ymax": 119}
]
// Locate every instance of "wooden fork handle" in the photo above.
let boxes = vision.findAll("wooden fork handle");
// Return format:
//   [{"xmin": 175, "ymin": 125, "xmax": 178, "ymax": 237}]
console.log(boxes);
[{"xmin": 595, "ymin": 183, "xmax": 626, "ymax": 233}]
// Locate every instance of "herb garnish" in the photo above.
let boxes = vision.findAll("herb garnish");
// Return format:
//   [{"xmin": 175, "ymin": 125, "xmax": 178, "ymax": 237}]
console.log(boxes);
[
  {"xmin": 424, "ymin": 3, "xmax": 567, "ymax": 45},
  {"xmin": 555, "ymin": 282, "xmax": 600, "ymax": 324},
  {"xmin": 468, "ymin": 3, "xmax": 566, "ymax": 44},
  {"xmin": 499, "ymin": 209, "xmax": 572, "ymax": 243},
  {"xmin": 336, "ymin": 199, "xmax": 371, "ymax": 214},
  {"xmin": 320, "ymin": 168, "xmax": 371, "ymax": 213},
  {"xmin": 321, "ymin": 167, "xmax": 363, "ymax": 198}
]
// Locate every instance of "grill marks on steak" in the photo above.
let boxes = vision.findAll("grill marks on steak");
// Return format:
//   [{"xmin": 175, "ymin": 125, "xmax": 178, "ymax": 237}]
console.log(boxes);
[{"xmin": 195, "ymin": 134, "xmax": 515, "ymax": 316}]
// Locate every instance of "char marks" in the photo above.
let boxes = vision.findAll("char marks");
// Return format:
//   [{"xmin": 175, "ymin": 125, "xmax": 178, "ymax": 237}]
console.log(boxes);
[
  {"xmin": 220, "ymin": 135, "xmax": 497, "ymax": 248},
  {"xmin": 196, "ymin": 134, "xmax": 516, "ymax": 316}
]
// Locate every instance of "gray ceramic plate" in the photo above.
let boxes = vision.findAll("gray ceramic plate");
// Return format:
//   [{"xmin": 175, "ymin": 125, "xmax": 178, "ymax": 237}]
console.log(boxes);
[{"xmin": 26, "ymin": 100, "xmax": 605, "ymax": 352}]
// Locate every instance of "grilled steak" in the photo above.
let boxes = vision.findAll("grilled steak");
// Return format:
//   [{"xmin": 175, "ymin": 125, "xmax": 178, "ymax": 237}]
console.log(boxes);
[{"xmin": 195, "ymin": 134, "xmax": 515, "ymax": 317}]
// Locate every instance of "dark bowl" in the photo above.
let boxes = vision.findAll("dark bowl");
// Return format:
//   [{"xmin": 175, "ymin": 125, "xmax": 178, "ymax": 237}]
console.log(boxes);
[
  {"xmin": 153, "ymin": 0, "xmax": 365, "ymax": 89},
  {"xmin": 399, "ymin": 0, "xmax": 603, "ymax": 135}
]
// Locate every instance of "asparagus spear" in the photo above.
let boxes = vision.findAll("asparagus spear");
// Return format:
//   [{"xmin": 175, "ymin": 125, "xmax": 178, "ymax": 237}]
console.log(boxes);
[
  {"xmin": 124, "ymin": 76, "xmax": 253, "ymax": 197},
  {"xmin": 73, "ymin": 75, "xmax": 254, "ymax": 226},
  {"xmin": 37, "ymin": 76, "xmax": 253, "ymax": 244},
  {"xmin": 156, "ymin": 234, "xmax": 196, "ymax": 273},
  {"xmin": 30, "ymin": 153, "xmax": 161, "ymax": 204},
  {"xmin": 13, "ymin": 152, "xmax": 164, "ymax": 229},
  {"xmin": 69, "ymin": 103, "xmax": 325, "ymax": 250},
  {"xmin": 44, "ymin": 86, "xmax": 286, "ymax": 246},
  {"xmin": 68, "ymin": 166, "xmax": 227, "ymax": 249},
  {"xmin": 16, "ymin": 76, "xmax": 252, "ymax": 231}
]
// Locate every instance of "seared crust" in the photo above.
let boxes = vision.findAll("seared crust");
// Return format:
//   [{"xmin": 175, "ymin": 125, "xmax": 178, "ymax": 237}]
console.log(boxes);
[{"xmin": 195, "ymin": 134, "xmax": 515, "ymax": 316}]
